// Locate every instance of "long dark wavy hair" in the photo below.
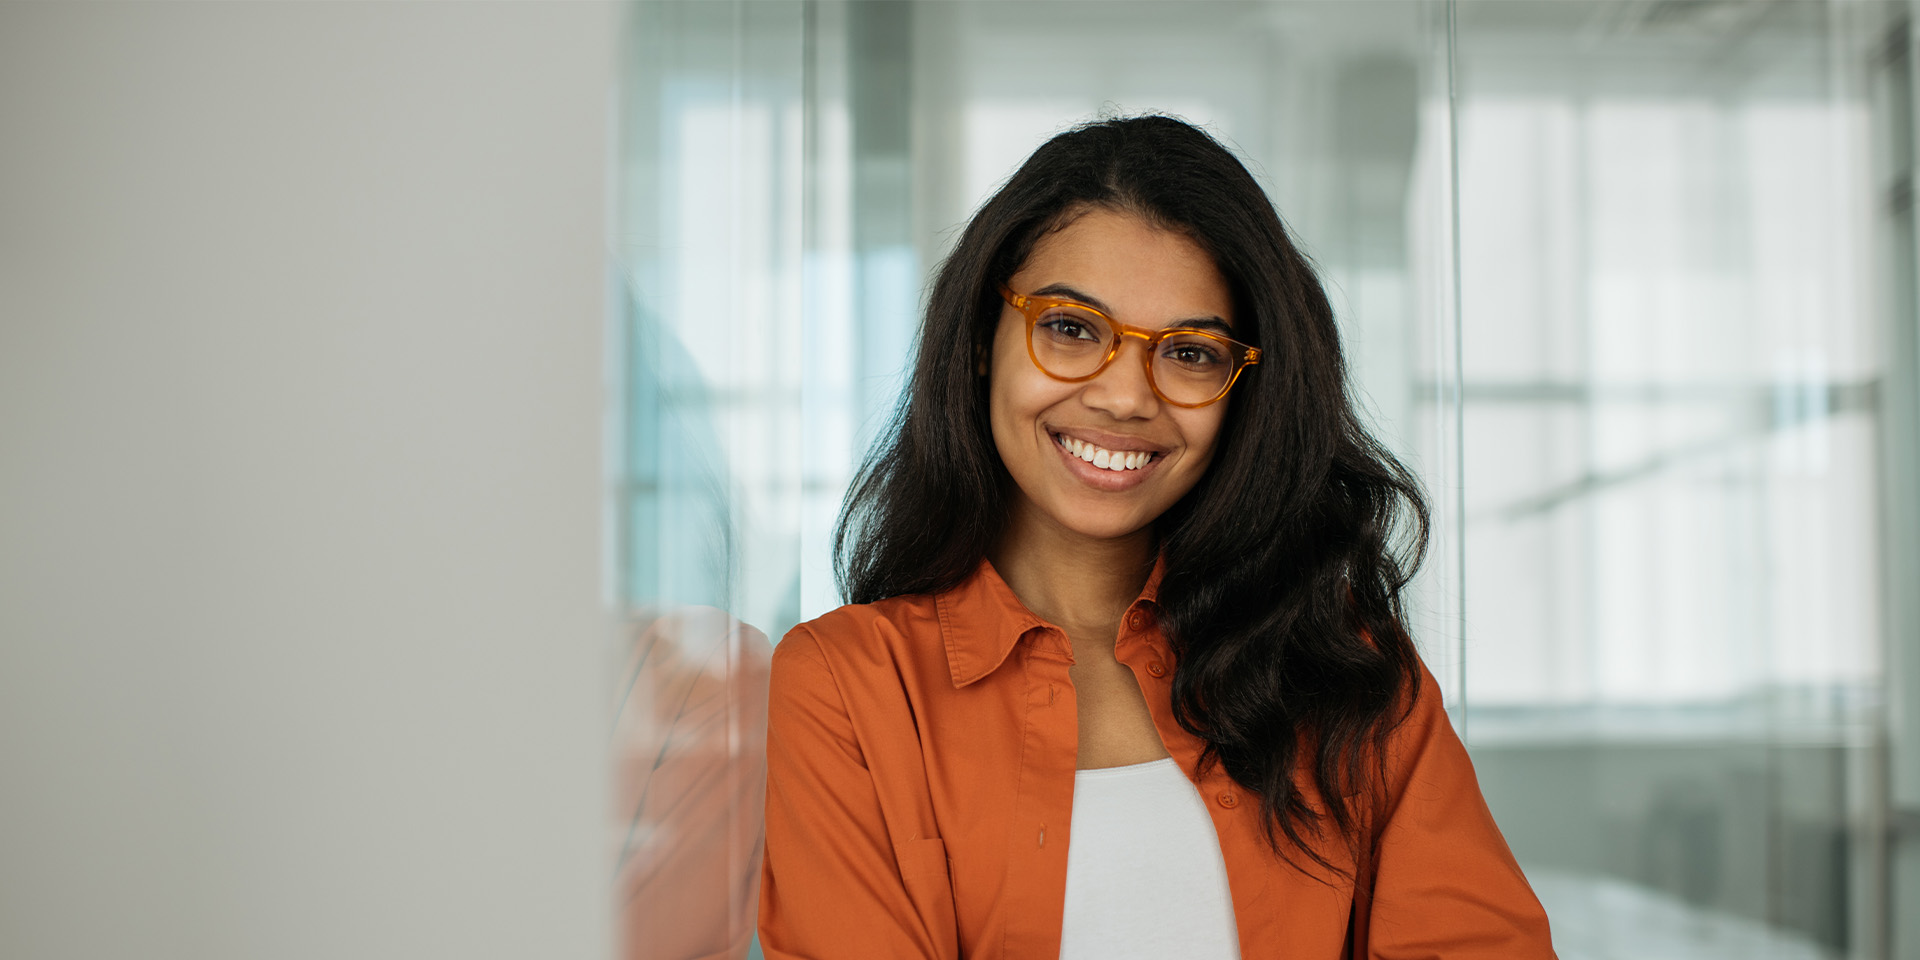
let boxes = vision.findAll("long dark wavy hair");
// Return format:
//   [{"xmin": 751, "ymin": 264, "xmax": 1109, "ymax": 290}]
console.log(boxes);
[{"xmin": 834, "ymin": 115, "xmax": 1430, "ymax": 876}]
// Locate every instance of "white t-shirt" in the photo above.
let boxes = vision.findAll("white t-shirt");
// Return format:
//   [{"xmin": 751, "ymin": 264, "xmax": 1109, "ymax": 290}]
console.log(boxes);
[{"xmin": 1058, "ymin": 757, "xmax": 1242, "ymax": 960}]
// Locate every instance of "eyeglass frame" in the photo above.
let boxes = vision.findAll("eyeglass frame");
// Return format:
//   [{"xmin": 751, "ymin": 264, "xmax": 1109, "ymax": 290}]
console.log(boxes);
[{"xmin": 998, "ymin": 284, "xmax": 1261, "ymax": 409}]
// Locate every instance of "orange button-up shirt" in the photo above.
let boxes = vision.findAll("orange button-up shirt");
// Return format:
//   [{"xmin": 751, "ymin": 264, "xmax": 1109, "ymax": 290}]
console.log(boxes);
[{"xmin": 759, "ymin": 560, "xmax": 1555, "ymax": 959}]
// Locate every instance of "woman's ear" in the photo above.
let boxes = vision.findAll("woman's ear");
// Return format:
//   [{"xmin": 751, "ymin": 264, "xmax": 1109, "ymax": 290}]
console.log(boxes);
[{"xmin": 975, "ymin": 345, "xmax": 989, "ymax": 377}]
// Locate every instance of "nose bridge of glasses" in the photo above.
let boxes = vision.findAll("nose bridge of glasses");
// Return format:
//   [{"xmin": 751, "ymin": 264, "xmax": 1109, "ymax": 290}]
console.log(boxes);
[
  {"xmin": 1109, "ymin": 324, "xmax": 1168, "ymax": 364},
  {"xmin": 1103, "ymin": 325, "xmax": 1162, "ymax": 377}
]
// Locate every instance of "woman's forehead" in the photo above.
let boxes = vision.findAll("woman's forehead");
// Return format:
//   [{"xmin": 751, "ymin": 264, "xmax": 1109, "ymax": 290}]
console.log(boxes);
[{"xmin": 1009, "ymin": 209, "xmax": 1233, "ymax": 327}]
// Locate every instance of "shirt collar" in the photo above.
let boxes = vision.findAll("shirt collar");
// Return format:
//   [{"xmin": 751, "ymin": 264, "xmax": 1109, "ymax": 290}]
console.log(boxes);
[{"xmin": 934, "ymin": 555, "xmax": 1166, "ymax": 688}]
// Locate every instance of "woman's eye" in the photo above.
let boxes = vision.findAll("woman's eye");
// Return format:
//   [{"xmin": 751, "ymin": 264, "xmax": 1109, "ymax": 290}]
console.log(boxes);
[
  {"xmin": 1040, "ymin": 315, "xmax": 1100, "ymax": 341},
  {"xmin": 1164, "ymin": 341, "xmax": 1226, "ymax": 367}
]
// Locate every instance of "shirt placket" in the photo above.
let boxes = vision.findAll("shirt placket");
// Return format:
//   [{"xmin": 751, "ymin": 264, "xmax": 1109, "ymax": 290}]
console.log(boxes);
[
  {"xmin": 1114, "ymin": 603, "xmax": 1268, "ymax": 940},
  {"xmin": 1001, "ymin": 625, "xmax": 1078, "ymax": 960}
]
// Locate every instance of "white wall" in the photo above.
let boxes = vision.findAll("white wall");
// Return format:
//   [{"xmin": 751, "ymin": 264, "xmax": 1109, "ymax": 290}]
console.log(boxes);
[{"xmin": 0, "ymin": 4, "xmax": 614, "ymax": 958}]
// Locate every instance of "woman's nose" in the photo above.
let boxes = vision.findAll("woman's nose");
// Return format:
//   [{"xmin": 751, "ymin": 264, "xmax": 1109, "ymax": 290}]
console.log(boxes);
[{"xmin": 1081, "ymin": 337, "xmax": 1162, "ymax": 418}]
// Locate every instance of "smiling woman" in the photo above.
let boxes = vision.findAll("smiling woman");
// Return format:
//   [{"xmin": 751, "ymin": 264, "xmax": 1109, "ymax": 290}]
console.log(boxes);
[{"xmin": 758, "ymin": 116, "xmax": 1556, "ymax": 959}]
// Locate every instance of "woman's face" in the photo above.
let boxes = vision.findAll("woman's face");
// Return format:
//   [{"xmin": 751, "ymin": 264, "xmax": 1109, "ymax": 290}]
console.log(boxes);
[{"xmin": 989, "ymin": 207, "xmax": 1235, "ymax": 545}]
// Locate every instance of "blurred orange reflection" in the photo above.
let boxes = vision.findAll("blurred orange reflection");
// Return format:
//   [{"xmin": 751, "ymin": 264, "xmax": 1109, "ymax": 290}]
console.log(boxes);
[{"xmin": 614, "ymin": 607, "xmax": 771, "ymax": 960}]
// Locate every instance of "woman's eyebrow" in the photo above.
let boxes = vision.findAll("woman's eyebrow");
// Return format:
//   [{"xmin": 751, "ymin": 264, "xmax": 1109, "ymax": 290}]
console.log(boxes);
[
  {"xmin": 1030, "ymin": 282, "xmax": 1234, "ymax": 333},
  {"xmin": 1030, "ymin": 282, "xmax": 1111, "ymax": 312},
  {"xmin": 1170, "ymin": 316, "xmax": 1235, "ymax": 336}
]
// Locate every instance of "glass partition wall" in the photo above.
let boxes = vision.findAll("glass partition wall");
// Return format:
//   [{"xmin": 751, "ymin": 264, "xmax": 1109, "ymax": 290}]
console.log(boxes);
[
  {"xmin": 611, "ymin": 2, "xmax": 1916, "ymax": 957},
  {"xmin": 1450, "ymin": 4, "xmax": 1898, "ymax": 958}
]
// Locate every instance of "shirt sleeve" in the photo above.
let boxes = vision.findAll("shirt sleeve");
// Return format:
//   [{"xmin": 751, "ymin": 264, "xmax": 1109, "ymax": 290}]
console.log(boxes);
[
  {"xmin": 758, "ymin": 625, "xmax": 958, "ymax": 960},
  {"xmin": 1362, "ymin": 663, "xmax": 1558, "ymax": 959}
]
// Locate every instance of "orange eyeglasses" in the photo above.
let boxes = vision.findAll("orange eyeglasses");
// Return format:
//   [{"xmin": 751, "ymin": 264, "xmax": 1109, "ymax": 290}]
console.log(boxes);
[{"xmin": 999, "ymin": 285, "xmax": 1260, "ymax": 408}]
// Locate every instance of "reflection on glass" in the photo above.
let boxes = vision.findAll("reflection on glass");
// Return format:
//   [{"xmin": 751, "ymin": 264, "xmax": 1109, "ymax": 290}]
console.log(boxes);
[
  {"xmin": 615, "ymin": 609, "xmax": 769, "ymax": 960},
  {"xmin": 613, "ymin": 4, "xmax": 807, "ymax": 956}
]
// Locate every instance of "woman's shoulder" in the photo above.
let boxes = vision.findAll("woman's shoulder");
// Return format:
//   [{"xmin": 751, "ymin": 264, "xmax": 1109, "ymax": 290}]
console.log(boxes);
[
  {"xmin": 774, "ymin": 593, "xmax": 945, "ymax": 677},
  {"xmin": 1373, "ymin": 651, "xmax": 1476, "ymax": 789},
  {"xmin": 769, "ymin": 594, "xmax": 961, "ymax": 735}
]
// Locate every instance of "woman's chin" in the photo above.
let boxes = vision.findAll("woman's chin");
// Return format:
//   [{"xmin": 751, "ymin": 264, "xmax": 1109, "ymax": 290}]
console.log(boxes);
[{"xmin": 1047, "ymin": 507, "xmax": 1156, "ymax": 546}]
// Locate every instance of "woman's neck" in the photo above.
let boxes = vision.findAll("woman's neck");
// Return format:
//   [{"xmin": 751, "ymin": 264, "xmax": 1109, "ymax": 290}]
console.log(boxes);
[{"xmin": 988, "ymin": 501, "xmax": 1155, "ymax": 641}]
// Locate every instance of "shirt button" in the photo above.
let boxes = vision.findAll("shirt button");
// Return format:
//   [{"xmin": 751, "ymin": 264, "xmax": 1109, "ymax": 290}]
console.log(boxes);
[
  {"xmin": 1127, "ymin": 611, "xmax": 1147, "ymax": 631},
  {"xmin": 1217, "ymin": 792, "xmax": 1238, "ymax": 809},
  {"xmin": 1146, "ymin": 660, "xmax": 1167, "ymax": 678}
]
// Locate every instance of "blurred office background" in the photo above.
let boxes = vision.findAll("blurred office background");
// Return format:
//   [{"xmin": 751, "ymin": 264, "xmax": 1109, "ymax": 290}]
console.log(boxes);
[{"xmin": 615, "ymin": 1, "xmax": 1920, "ymax": 958}]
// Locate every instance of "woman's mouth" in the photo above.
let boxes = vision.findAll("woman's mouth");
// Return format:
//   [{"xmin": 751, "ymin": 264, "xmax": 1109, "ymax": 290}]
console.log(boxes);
[
  {"xmin": 1053, "ymin": 432, "xmax": 1159, "ymax": 471},
  {"xmin": 1048, "ymin": 431, "xmax": 1167, "ymax": 491}
]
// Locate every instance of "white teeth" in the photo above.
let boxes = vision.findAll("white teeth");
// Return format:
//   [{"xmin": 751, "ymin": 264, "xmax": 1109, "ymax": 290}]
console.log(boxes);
[{"xmin": 1057, "ymin": 434, "xmax": 1153, "ymax": 472}]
